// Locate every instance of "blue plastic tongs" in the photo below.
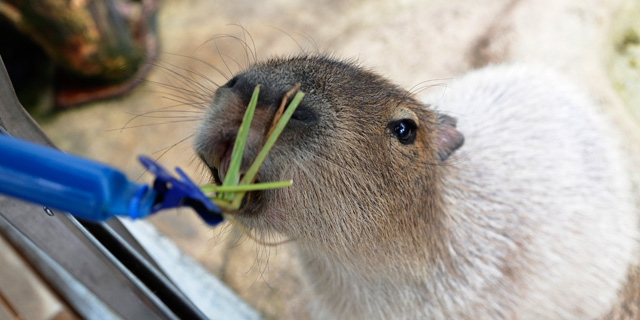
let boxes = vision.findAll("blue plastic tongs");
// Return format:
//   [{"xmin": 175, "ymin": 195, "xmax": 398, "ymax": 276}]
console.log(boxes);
[{"xmin": 0, "ymin": 134, "xmax": 223, "ymax": 225}]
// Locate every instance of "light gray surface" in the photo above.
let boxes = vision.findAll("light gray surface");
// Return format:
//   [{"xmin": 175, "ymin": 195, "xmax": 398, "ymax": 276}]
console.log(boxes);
[{"xmin": 122, "ymin": 219, "xmax": 261, "ymax": 320}]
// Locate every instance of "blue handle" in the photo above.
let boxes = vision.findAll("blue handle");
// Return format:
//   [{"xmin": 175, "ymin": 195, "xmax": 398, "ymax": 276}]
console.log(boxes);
[{"xmin": 0, "ymin": 135, "xmax": 156, "ymax": 221}]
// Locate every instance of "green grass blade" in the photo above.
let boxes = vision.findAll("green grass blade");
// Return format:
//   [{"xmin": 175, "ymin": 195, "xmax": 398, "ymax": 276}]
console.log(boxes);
[
  {"xmin": 201, "ymin": 180, "xmax": 292, "ymax": 193},
  {"xmin": 231, "ymin": 90, "xmax": 305, "ymax": 208},
  {"xmin": 200, "ymin": 85, "xmax": 303, "ymax": 212},
  {"xmin": 221, "ymin": 85, "xmax": 261, "ymax": 200}
]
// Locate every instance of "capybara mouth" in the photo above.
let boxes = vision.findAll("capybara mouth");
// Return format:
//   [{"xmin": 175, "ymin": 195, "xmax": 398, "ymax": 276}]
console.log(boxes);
[{"xmin": 202, "ymin": 149, "xmax": 263, "ymax": 213}]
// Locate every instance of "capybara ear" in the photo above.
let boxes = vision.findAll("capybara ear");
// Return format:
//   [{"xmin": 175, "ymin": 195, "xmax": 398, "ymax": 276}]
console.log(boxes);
[{"xmin": 435, "ymin": 114, "xmax": 464, "ymax": 161}]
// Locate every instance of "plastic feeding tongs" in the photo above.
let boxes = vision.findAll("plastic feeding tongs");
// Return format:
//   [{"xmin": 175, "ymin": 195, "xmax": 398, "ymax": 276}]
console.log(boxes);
[{"xmin": 0, "ymin": 134, "xmax": 223, "ymax": 225}]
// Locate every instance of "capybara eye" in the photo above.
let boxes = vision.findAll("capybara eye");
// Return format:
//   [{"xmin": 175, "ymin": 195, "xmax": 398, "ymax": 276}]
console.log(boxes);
[{"xmin": 388, "ymin": 119, "xmax": 417, "ymax": 144}]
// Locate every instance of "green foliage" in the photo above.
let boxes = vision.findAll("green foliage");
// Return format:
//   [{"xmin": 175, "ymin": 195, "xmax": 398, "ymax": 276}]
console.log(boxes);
[{"xmin": 200, "ymin": 85, "xmax": 304, "ymax": 211}]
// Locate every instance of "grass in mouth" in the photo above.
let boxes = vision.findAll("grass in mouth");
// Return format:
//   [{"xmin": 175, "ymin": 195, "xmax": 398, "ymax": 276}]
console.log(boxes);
[{"xmin": 199, "ymin": 83, "xmax": 304, "ymax": 212}]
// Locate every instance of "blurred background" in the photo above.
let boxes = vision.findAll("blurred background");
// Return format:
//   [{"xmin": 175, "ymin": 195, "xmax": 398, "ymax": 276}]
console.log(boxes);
[{"xmin": 1, "ymin": 0, "xmax": 639, "ymax": 318}]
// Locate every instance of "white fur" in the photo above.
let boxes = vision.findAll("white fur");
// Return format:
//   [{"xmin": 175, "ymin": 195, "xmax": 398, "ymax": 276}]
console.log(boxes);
[{"xmin": 429, "ymin": 65, "xmax": 639, "ymax": 319}]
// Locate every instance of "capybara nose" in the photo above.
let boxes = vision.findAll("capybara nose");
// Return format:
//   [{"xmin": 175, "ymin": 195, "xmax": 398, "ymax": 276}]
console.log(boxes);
[{"xmin": 220, "ymin": 71, "xmax": 296, "ymax": 111}]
